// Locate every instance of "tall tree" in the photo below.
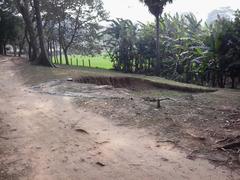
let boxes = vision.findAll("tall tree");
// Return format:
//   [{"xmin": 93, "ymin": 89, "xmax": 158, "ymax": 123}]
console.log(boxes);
[
  {"xmin": 140, "ymin": 0, "xmax": 173, "ymax": 74},
  {"xmin": 16, "ymin": 0, "xmax": 53, "ymax": 66},
  {"xmin": 32, "ymin": 0, "xmax": 53, "ymax": 66},
  {"xmin": 16, "ymin": 0, "xmax": 39, "ymax": 62}
]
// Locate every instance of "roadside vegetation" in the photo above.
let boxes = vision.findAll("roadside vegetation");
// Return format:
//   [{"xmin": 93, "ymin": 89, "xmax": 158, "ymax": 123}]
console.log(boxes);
[
  {"xmin": 104, "ymin": 12, "xmax": 240, "ymax": 88},
  {"xmin": 0, "ymin": 0, "xmax": 239, "ymax": 89}
]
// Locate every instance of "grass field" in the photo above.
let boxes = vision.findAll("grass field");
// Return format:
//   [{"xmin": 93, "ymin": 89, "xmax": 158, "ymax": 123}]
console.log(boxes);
[{"xmin": 52, "ymin": 54, "xmax": 113, "ymax": 70}]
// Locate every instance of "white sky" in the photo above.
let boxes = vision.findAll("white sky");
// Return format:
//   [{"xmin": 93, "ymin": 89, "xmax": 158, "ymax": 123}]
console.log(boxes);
[{"xmin": 102, "ymin": 0, "xmax": 240, "ymax": 23}]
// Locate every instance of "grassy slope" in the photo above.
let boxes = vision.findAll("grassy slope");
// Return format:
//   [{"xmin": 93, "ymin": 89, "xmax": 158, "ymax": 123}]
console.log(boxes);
[
  {"xmin": 19, "ymin": 57, "xmax": 216, "ymax": 93},
  {"xmin": 57, "ymin": 65, "xmax": 216, "ymax": 93}
]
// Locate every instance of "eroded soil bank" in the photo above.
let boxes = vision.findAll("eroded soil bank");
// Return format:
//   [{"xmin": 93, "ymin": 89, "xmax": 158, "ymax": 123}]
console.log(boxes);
[{"xmin": 0, "ymin": 56, "xmax": 240, "ymax": 180}]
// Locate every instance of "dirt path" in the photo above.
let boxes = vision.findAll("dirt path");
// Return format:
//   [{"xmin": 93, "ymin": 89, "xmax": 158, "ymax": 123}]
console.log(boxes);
[{"xmin": 0, "ymin": 56, "xmax": 239, "ymax": 180}]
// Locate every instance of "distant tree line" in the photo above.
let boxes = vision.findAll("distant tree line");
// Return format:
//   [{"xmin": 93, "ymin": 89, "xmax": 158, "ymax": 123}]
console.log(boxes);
[{"xmin": 104, "ymin": 11, "xmax": 240, "ymax": 88}]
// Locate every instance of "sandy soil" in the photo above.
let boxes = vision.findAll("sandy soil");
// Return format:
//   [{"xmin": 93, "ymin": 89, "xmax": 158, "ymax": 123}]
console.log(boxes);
[{"xmin": 0, "ymin": 56, "xmax": 240, "ymax": 180}]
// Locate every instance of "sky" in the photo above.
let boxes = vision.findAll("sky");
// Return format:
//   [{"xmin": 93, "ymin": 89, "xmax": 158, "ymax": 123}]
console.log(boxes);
[{"xmin": 102, "ymin": 0, "xmax": 240, "ymax": 23}]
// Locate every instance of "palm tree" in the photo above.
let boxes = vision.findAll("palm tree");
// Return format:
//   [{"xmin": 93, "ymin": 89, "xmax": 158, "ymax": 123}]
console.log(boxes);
[{"xmin": 140, "ymin": 0, "xmax": 173, "ymax": 74}]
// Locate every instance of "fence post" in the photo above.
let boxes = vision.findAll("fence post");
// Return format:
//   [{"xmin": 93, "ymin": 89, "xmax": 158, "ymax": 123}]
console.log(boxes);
[
  {"xmin": 82, "ymin": 59, "xmax": 85, "ymax": 67},
  {"xmin": 88, "ymin": 59, "xmax": 91, "ymax": 67}
]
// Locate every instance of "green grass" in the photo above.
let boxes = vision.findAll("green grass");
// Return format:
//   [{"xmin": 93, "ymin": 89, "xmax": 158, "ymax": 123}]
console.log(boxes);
[{"xmin": 52, "ymin": 54, "xmax": 113, "ymax": 70}]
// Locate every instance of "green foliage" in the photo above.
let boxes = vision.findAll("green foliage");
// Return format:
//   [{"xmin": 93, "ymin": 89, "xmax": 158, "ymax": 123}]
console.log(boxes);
[
  {"xmin": 104, "ymin": 11, "xmax": 240, "ymax": 88},
  {"xmin": 42, "ymin": 0, "xmax": 108, "ymax": 59},
  {"xmin": 0, "ymin": 7, "xmax": 24, "ymax": 54},
  {"xmin": 103, "ymin": 18, "xmax": 137, "ymax": 72}
]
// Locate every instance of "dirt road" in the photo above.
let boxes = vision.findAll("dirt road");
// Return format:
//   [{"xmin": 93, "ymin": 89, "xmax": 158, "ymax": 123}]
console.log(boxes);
[{"xmin": 0, "ymin": 56, "xmax": 239, "ymax": 180}]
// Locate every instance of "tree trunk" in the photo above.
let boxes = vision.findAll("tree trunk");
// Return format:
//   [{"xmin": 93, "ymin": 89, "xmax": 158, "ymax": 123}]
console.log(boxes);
[
  {"xmin": 57, "ymin": 20, "xmax": 63, "ymax": 65},
  {"xmin": 0, "ymin": 43, "xmax": 3, "ymax": 55},
  {"xmin": 18, "ymin": 48, "xmax": 22, "ymax": 57},
  {"xmin": 231, "ymin": 76, "xmax": 235, "ymax": 89},
  {"xmin": 47, "ymin": 41, "xmax": 51, "ymax": 61},
  {"xmin": 13, "ymin": 45, "xmax": 17, "ymax": 56},
  {"xmin": 16, "ymin": 0, "xmax": 38, "ymax": 61},
  {"xmin": 63, "ymin": 48, "xmax": 69, "ymax": 65},
  {"xmin": 212, "ymin": 72, "xmax": 216, "ymax": 87},
  {"xmin": 59, "ymin": 42, "xmax": 62, "ymax": 64},
  {"xmin": 18, "ymin": 36, "xmax": 25, "ymax": 57},
  {"xmin": 33, "ymin": 0, "xmax": 53, "ymax": 67},
  {"xmin": 155, "ymin": 15, "xmax": 161, "ymax": 75},
  {"xmin": 3, "ymin": 43, "xmax": 7, "ymax": 55},
  {"xmin": 218, "ymin": 72, "xmax": 225, "ymax": 88},
  {"xmin": 48, "ymin": 41, "xmax": 53, "ymax": 63},
  {"xmin": 148, "ymin": 59, "xmax": 151, "ymax": 72},
  {"xmin": 135, "ymin": 56, "xmax": 139, "ymax": 73},
  {"xmin": 53, "ymin": 40, "xmax": 57, "ymax": 64}
]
